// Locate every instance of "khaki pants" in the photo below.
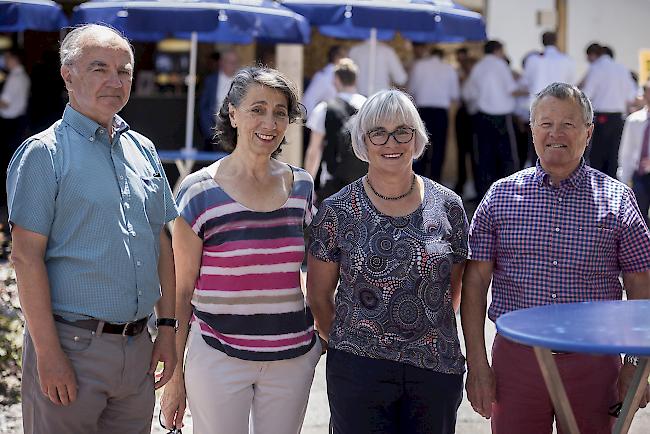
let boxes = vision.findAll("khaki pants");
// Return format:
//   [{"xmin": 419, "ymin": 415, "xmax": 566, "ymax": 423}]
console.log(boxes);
[
  {"xmin": 22, "ymin": 321, "xmax": 155, "ymax": 434},
  {"xmin": 185, "ymin": 322, "xmax": 322, "ymax": 434}
]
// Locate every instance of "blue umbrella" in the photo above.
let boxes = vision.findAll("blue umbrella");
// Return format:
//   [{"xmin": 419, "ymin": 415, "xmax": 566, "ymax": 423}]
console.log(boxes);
[
  {"xmin": 281, "ymin": 0, "xmax": 486, "ymax": 93},
  {"xmin": 71, "ymin": 0, "xmax": 311, "ymax": 151},
  {"xmin": 281, "ymin": 0, "xmax": 485, "ymax": 43},
  {"xmin": 0, "ymin": 0, "xmax": 68, "ymax": 32}
]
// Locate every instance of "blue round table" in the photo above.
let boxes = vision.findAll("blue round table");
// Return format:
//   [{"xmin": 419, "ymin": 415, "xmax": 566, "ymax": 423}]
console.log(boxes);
[{"xmin": 496, "ymin": 300, "xmax": 650, "ymax": 434}]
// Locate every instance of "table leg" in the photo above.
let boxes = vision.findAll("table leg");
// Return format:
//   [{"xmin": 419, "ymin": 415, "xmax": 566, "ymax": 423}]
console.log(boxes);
[
  {"xmin": 613, "ymin": 357, "xmax": 650, "ymax": 434},
  {"xmin": 533, "ymin": 347, "xmax": 581, "ymax": 434}
]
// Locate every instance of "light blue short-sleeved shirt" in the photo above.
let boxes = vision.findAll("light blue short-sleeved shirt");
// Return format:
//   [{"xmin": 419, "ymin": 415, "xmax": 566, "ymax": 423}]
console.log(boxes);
[{"xmin": 7, "ymin": 105, "xmax": 179, "ymax": 323}]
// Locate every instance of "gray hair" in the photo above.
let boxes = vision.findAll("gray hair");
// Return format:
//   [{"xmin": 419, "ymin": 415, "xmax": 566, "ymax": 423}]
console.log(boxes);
[
  {"xmin": 60, "ymin": 24, "xmax": 134, "ymax": 67},
  {"xmin": 530, "ymin": 82, "xmax": 593, "ymax": 125},
  {"xmin": 215, "ymin": 66, "xmax": 305, "ymax": 156},
  {"xmin": 349, "ymin": 89, "xmax": 428, "ymax": 162}
]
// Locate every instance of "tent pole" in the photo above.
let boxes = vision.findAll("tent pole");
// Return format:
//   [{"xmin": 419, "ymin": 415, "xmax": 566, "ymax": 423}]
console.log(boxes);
[
  {"xmin": 184, "ymin": 31, "xmax": 198, "ymax": 152},
  {"xmin": 368, "ymin": 27, "xmax": 377, "ymax": 95}
]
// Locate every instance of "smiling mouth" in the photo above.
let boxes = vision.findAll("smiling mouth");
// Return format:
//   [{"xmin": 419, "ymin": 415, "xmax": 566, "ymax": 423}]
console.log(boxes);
[
  {"xmin": 546, "ymin": 144, "xmax": 567, "ymax": 149},
  {"xmin": 382, "ymin": 153, "xmax": 403, "ymax": 159},
  {"xmin": 256, "ymin": 133, "xmax": 275, "ymax": 141}
]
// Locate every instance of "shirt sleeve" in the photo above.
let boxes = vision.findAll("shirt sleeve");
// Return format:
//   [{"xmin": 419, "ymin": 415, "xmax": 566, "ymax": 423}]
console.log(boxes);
[
  {"xmin": 303, "ymin": 174, "xmax": 317, "ymax": 228},
  {"xmin": 175, "ymin": 175, "xmax": 208, "ymax": 239},
  {"xmin": 306, "ymin": 101, "xmax": 328, "ymax": 134},
  {"xmin": 468, "ymin": 185, "xmax": 497, "ymax": 262},
  {"xmin": 448, "ymin": 194, "xmax": 469, "ymax": 263},
  {"xmin": 617, "ymin": 187, "xmax": 650, "ymax": 273},
  {"xmin": 7, "ymin": 139, "xmax": 58, "ymax": 236},
  {"xmin": 153, "ymin": 152, "xmax": 180, "ymax": 223},
  {"xmin": 308, "ymin": 200, "xmax": 341, "ymax": 263}
]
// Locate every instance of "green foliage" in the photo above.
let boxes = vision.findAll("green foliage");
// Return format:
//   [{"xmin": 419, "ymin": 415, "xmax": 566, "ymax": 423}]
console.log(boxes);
[{"xmin": 0, "ymin": 263, "xmax": 23, "ymax": 404}]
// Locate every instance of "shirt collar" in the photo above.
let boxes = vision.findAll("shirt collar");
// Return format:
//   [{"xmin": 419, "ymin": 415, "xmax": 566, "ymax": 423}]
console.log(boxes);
[
  {"xmin": 534, "ymin": 158, "xmax": 586, "ymax": 189},
  {"xmin": 62, "ymin": 104, "xmax": 130, "ymax": 143}
]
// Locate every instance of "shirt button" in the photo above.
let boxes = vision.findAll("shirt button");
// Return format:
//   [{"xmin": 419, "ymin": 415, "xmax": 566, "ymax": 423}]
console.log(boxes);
[
  {"xmin": 89, "ymin": 137, "xmax": 95, "ymax": 142},
  {"xmin": 555, "ymin": 227, "xmax": 560, "ymax": 232},
  {"xmin": 131, "ymin": 232, "xmax": 137, "ymax": 237},
  {"xmin": 119, "ymin": 175, "xmax": 124, "ymax": 180},
  {"xmin": 551, "ymin": 293, "xmax": 557, "ymax": 299},
  {"xmin": 136, "ymin": 260, "xmax": 142, "ymax": 267},
  {"xmin": 552, "ymin": 260, "xmax": 558, "ymax": 266},
  {"xmin": 558, "ymin": 197, "xmax": 562, "ymax": 202},
  {"xmin": 138, "ymin": 291, "xmax": 143, "ymax": 296}
]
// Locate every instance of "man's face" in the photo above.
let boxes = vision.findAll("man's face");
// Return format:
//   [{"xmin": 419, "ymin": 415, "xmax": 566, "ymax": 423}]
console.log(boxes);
[
  {"xmin": 531, "ymin": 96, "xmax": 593, "ymax": 177},
  {"xmin": 61, "ymin": 39, "xmax": 133, "ymax": 128}
]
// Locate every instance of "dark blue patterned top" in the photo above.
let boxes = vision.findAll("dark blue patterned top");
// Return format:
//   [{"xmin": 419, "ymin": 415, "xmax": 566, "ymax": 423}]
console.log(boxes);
[{"xmin": 309, "ymin": 177, "xmax": 468, "ymax": 374}]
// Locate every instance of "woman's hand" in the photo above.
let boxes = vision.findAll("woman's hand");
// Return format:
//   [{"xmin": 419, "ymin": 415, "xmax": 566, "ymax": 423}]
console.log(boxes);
[{"xmin": 160, "ymin": 378, "xmax": 187, "ymax": 430}]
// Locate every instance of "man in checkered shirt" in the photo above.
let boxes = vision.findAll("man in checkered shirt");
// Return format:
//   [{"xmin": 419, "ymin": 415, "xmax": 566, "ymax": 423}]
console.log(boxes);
[{"xmin": 461, "ymin": 82, "xmax": 650, "ymax": 433}]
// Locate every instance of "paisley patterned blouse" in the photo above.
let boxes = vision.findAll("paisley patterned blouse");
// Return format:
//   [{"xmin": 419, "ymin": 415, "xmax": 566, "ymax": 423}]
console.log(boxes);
[{"xmin": 309, "ymin": 177, "xmax": 468, "ymax": 374}]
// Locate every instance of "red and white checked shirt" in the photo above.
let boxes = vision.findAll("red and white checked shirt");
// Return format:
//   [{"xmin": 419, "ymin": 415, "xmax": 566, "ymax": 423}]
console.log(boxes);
[{"xmin": 469, "ymin": 160, "xmax": 650, "ymax": 322}]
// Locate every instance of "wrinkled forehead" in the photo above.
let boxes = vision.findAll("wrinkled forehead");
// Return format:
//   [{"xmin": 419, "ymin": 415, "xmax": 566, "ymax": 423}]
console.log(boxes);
[{"xmin": 533, "ymin": 95, "xmax": 583, "ymax": 118}]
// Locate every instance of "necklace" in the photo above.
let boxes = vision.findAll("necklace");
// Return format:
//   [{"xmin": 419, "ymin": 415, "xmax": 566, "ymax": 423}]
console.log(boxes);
[{"xmin": 366, "ymin": 173, "xmax": 416, "ymax": 201}]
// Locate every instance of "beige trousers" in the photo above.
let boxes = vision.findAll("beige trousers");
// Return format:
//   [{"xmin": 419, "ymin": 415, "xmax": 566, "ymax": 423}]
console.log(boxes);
[
  {"xmin": 22, "ymin": 321, "xmax": 155, "ymax": 434},
  {"xmin": 184, "ymin": 323, "xmax": 321, "ymax": 434}
]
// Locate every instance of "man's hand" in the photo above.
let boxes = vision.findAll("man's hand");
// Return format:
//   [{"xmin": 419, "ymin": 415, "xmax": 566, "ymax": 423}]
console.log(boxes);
[
  {"xmin": 149, "ymin": 328, "xmax": 177, "ymax": 389},
  {"xmin": 617, "ymin": 362, "xmax": 650, "ymax": 410},
  {"xmin": 37, "ymin": 348, "xmax": 78, "ymax": 405},
  {"xmin": 160, "ymin": 378, "xmax": 187, "ymax": 430},
  {"xmin": 466, "ymin": 362, "xmax": 497, "ymax": 419}
]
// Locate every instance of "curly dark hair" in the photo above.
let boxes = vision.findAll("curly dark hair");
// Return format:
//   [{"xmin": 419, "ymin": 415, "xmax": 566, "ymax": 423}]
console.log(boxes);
[{"xmin": 214, "ymin": 66, "xmax": 305, "ymax": 157}]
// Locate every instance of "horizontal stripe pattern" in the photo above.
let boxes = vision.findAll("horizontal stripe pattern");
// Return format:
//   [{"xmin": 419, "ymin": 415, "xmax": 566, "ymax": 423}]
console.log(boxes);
[{"xmin": 177, "ymin": 166, "xmax": 316, "ymax": 360}]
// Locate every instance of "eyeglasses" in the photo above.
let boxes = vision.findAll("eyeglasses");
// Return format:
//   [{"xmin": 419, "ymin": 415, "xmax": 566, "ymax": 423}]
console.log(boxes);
[
  {"xmin": 366, "ymin": 127, "xmax": 415, "ymax": 146},
  {"xmin": 159, "ymin": 409, "xmax": 182, "ymax": 434}
]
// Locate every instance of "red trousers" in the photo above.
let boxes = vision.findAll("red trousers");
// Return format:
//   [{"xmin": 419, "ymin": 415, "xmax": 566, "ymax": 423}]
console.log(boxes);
[{"xmin": 491, "ymin": 334, "xmax": 620, "ymax": 434}]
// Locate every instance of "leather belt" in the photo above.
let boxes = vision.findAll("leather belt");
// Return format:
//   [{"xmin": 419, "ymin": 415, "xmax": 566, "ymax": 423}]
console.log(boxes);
[{"xmin": 54, "ymin": 315, "xmax": 148, "ymax": 336}]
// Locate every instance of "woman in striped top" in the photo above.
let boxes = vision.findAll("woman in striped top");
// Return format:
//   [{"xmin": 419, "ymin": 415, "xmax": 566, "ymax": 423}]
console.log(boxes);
[{"xmin": 160, "ymin": 67, "xmax": 321, "ymax": 433}]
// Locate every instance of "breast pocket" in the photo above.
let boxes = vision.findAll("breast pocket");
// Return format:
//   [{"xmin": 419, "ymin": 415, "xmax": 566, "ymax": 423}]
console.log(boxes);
[
  {"xmin": 575, "ymin": 225, "xmax": 617, "ymax": 277},
  {"xmin": 140, "ymin": 176, "xmax": 166, "ymax": 226}
]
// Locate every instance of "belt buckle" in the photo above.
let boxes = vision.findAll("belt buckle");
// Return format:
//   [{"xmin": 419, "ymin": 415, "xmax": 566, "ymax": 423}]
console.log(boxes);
[{"xmin": 121, "ymin": 321, "xmax": 136, "ymax": 336}]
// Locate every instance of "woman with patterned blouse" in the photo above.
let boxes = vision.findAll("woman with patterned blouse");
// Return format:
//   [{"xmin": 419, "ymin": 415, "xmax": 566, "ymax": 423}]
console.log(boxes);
[
  {"xmin": 308, "ymin": 89, "xmax": 469, "ymax": 434},
  {"xmin": 160, "ymin": 67, "xmax": 321, "ymax": 433}
]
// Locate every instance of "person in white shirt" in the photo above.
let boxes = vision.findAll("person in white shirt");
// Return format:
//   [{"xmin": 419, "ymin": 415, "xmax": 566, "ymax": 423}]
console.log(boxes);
[
  {"xmin": 523, "ymin": 32, "xmax": 576, "ymax": 104},
  {"xmin": 408, "ymin": 46, "xmax": 459, "ymax": 181},
  {"xmin": 462, "ymin": 40, "xmax": 520, "ymax": 199},
  {"xmin": 302, "ymin": 45, "xmax": 347, "ymax": 119},
  {"xmin": 349, "ymin": 40, "xmax": 407, "ymax": 96},
  {"xmin": 618, "ymin": 81, "xmax": 650, "ymax": 224},
  {"xmin": 198, "ymin": 49, "xmax": 240, "ymax": 149},
  {"xmin": 304, "ymin": 58, "xmax": 367, "ymax": 203},
  {"xmin": 0, "ymin": 48, "xmax": 30, "ymax": 213},
  {"xmin": 582, "ymin": 44, "xmax": 637, "ymax": 178}
]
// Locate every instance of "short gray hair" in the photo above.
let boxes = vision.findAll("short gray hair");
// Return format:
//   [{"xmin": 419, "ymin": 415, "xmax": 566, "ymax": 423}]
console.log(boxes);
[
  {"xmin": 530, "ymin": 82, "xmax": 593, "ymax": 125},
  {"xmin": 349, "ymin": 89, "xmax": 428, "ymax": 162},
  {"xmin": 60, "ymin": 24, "xmax": 134, "ymax": 67}
]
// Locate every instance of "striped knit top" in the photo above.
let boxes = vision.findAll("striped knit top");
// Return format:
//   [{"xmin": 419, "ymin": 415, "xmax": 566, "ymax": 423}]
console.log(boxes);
[{"xmin": 176, "ymin": 164, "xmax": 317, "ymax": 361}]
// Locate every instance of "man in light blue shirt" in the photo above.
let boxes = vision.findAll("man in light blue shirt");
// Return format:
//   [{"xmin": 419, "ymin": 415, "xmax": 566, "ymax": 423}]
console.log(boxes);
[{"xmin": 8, "ymin": 24, "xmax": 179, "ymax": 434}]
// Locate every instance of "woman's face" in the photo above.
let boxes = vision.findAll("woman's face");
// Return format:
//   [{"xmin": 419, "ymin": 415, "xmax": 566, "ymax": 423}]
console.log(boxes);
[
  {"xmin": 364, "ymin": 119, "xmax": 416, "ymax": 173},
  {"xmin": 229, "ymin": 83, "xmax": 290, "ymax": 156}
]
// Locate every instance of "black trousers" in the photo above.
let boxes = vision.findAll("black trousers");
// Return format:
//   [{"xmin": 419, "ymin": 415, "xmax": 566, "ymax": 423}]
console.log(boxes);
[
  {"xmin": 414, "ymin": 107, "xmax": 448, "ymax": 182},
  {"xmin": 327, "ymin": 349, "xmax": 463, "ymax": 434},
  {"xmin": 633, "ymin": 172, "xmax": 650, "ymax": 227},
  {"xmin": 454, "ymin": 104, "xmax": 476, "ymax": 194},
  {"xmin": 586, "ymin": 112, "xmax": 625, "ymax": 178},
  {"xmin": 473, "ymin": 112, "xmax": 518, "ymax": 199}
]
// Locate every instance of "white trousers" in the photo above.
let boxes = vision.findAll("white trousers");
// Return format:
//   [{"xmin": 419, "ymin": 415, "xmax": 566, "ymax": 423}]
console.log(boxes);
[{"xmin": 184, "ymin": 323, "xmax": 321, "ymax": 434}]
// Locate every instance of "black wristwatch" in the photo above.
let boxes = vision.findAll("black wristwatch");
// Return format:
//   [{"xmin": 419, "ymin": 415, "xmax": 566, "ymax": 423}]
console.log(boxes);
[{"xmin": 156, "ymin": 317, "xmax": 179, "ymax": 332}]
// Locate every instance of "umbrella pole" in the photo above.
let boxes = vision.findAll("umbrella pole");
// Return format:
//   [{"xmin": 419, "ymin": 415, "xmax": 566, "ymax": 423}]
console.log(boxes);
[
  {"xmin": 368, "ymin": 28, "xmax": 377, "ymax": 95},
  {"xmin": 184, "ymin": 31, "xmax": 198, "ymax": 152}
]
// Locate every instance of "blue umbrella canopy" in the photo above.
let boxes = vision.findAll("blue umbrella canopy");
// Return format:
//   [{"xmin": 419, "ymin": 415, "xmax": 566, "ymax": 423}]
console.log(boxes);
[
  {"xmin": 72, "ymin": 0, "xmax": 311, "ymax": 44},
  {"xmin": 0, "ymin": 0, "xmax": 68, "ymax": 32},
  {"xmin": 281, "ymin": 0, "xmax": 486, "ymax": 43}
]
